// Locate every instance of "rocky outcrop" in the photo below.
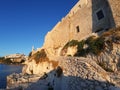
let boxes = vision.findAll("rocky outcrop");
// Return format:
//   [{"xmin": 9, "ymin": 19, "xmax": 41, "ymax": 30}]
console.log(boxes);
[
  {"xmin": 7, "ymin": 57, "xmax": 120, "ymax": 90},
  {"xmin": 22, "ymin": 58, "xmax": 58, "ymax": 75},
  {"xmin": 22, "ymin": 49, "xmax": 58, "ymax": 75},
  {"xmin": 6, "ymin": 0, "xmax": 120, "ymax": 89},
  {"xmin": 87, "ymin": 43, "xmax": 120, "ymax": 72},
  {"xmin": 6, "ymin": 28, "xmax": 120, "ymax": 90},
  {"xmin": 56, "ymin": 57, "xmax": 117, "ymax": 90},
  {"xmin": 60, "ymin": 28, "xmax": 120, "ymax": 72},
  {"xmin": 86, "ymin": 28, "xmax": 120, "ymax": 72},
  {"xmin": 7, "ymin": 73, "xmax": 42, "ymax": 89}
]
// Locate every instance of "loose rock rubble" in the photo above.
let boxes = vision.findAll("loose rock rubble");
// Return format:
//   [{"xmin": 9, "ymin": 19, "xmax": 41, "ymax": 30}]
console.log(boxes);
[{"xmin": 7, "ymin": 57, "xmax": 120, "ymax": 90}]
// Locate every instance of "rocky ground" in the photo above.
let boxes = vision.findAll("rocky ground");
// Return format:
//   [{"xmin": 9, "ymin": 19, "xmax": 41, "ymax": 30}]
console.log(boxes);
[
  {"xmin": 7, "ymin": 57, "xmax": 120, "ymax": 90},
  {"xmin": 7, "ymin": 73, "xmax": 42, "ymax": 89},
  {"xmin": 108, "ymin": 72, "xmax": 120, "ymax": 87},
  {"xmin": 6, "ymin": 28, "xmax": 120, "ymax": 90}
]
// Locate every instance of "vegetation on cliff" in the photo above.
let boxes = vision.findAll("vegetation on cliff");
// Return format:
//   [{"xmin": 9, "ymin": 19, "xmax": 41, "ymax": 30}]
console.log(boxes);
[
  {"xmin": 62, "ymin": 35, "xmax": 105, "ymax": 56},
  {"xmin": 29, "ymin": 49, "xmax": 49, "ymax": 64},
  {"xmin": 61, "ymin": 27, "xmax": 120, "ymax": 72},
  {"xmin": 62, "ymin": 27, "xmax": 120, "ymax": 57},
  {"xmin": 29, "ymin": 49, "xmax": 59, "ymax": 68},
  {"xmin": 7, "ymin": 28, "xmax": 120, "ymax": 89}
]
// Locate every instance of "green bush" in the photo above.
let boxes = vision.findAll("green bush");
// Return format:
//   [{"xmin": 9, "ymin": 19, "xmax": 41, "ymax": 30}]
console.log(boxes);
[
  {"xmin": 61, "ymin": 40, "xmax": 79, "ymax": 56},
  {"xmin": 85, "ymin": 36, "xmax": 96, "ymax": 45},
  {"xmin": 62, "ymin": 27, "xmax": 120, "ymax": 57},
  {"xmin": 75, "ymin": 40, "xmax": 86, "ymax": 56},
  {"xmin": 75, "ymin": 36, "xmax": 105, "ymax": 56},
  {"xmin": 87, "ymin": 37, "xmax": 105, "ymax": 55},
  {"xmin": 63, "ymin": 36, "xmax": 105, "ymax": 56},
  {"xmin": 78, "ymin": 40, "xmax": 85, "ymax": 51},
  {"xmin": 63, "ymin": 40, "xmax": 79, "ymax": 49}
]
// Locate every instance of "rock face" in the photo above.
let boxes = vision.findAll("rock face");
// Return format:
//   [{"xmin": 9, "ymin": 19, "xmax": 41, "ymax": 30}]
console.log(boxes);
[
  {"xmin": 7, "ymin": 57, "xmax": 119, "ymax": 90},
  {"xmin": 7, "ymin": 35, "xmax": 120, "ymax": 89},
  {"xmin": 7, "ymin": 73, "xmax": 41, "ymax": 89},
  {"xmin": 57, "ymin": 57, "xmax": 112, "ymax": 90},
  {"xmin": 60, "ymin": 28, "xmax": 120, "ymax": 73},
  {"xmin": 87, "ymin": 28, "xmax": 120, "ymax": 72},
  {"xmin": 22, "ymin": 58, "xmax": 58, "ymax": 75},
  {"xmin": 6, "ymin": 0, "xmax": 120, "ymax": 90},
  {"xmin": 87, "ymin": 43, "xmax": 120, "ymax": 72},
  {"xmin": 22, "ymin": 49, "xmax": 59, "ymax": 75}
]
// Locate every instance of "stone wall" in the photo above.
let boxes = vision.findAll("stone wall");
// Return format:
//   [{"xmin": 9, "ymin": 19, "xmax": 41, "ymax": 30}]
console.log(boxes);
[
  {"xmin": 43, "ymin": 0, "xmax": 119, "ymax": 56},
  {"xmin": 108, "ymin": 0, "xmax": 120, "ymax": 27}
]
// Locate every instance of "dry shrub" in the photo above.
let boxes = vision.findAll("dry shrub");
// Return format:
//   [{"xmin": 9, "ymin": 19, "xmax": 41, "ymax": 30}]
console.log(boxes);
[
  {"xmin": 102, "ymin": 27, "xmax": 120, "ymax": 39},
  {"xmin": 50, "ymin": 60, "xmax": 59, "ymax": 68},
  {"xmin": 64, "ymin": 27, "xmax": 120, "ymax": 56},
  {"xmin": 29, "ymin": 49, "xmax": 59, "ymax": 69},
  {"xmin": 31, "ymin": 49, "xmax": 49, "ymax": 64}
]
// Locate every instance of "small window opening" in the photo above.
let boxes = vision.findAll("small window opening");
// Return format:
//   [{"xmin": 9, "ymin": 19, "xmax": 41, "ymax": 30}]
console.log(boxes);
[
  {"xmin": 96, "ymin": 10, "xmax": 104, "ymax": 20},
  {"xmin": 76, "ymin": 26, "xmax": 80, "ymax": 33},
  {"xmin": 78, "ymin": 5, "xmax": 81, "ymax": 8}
]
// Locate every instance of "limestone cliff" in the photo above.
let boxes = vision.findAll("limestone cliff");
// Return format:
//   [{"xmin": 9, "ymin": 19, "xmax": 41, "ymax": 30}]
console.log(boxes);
[
  {"xmin": 7, "ymin": 28, "xmax": 120, "ymax": 89},
  {"xmin": 61, "ymin": 28, "xmax": 120, "ymax": 72},
  {"xmin": 6, "ymin": 0, "xmax": 120, "ymax": 89},
  {"xmin": 7, "ymin": 57, "xmax": 120, "ymax": 90},
  {"xmin": 7, "ymin": 23, "xmax": 120, "ymax": 90}
]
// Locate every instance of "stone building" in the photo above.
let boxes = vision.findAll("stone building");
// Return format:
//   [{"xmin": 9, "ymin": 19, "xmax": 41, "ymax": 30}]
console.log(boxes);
[{"xmin": 43, "ymin": 0, "xmax": 120, "ymax": 56}]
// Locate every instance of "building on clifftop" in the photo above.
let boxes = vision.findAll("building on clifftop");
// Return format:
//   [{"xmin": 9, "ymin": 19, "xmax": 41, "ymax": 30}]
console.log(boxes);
[{"xmin": 43, "ymin": 0, "xmax": 120, "ymax": 56}]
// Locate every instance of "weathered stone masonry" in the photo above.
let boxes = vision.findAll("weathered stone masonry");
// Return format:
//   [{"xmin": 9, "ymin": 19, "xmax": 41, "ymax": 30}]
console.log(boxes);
[{"xmin": 43, "ymin": 0, "xmax": 120, "ymax": 56}]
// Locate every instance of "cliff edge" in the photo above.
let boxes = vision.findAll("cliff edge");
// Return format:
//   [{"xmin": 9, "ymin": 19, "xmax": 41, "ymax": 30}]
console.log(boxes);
[{"xmin": 6, "ymin": 0, "xmax": 120, "ymax": 89}]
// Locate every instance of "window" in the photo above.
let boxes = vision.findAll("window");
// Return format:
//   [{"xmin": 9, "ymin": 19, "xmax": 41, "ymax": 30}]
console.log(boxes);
[
  {"xmin": 96, "ymin": 10, "xmax": 104, "ymax": 20},
  {"xmin": 78, "ymin": 5, "xmax": 81, "ymax": 8},
  {"xmin": 76, "ymin": 26, "xmax": 80, "ymax": 33}
]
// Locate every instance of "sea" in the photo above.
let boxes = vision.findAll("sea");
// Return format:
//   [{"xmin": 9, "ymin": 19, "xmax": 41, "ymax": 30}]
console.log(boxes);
[{"xmin": 0, "ymin": 64, "xmax": 23, "ymax": 89}]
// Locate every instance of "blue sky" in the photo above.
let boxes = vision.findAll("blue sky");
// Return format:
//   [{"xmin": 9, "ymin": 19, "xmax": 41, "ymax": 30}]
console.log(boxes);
[{"xmin": 0, "ymin": 0, "xmax": 78, "ymax": 56}]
